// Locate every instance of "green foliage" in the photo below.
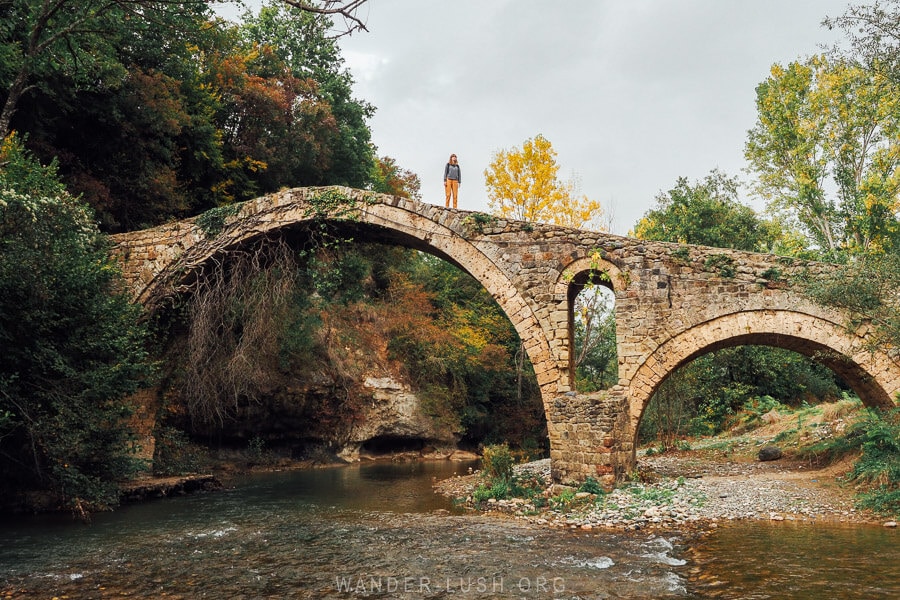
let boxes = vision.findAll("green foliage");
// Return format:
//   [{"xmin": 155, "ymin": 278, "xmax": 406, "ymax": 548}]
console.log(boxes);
[
  {"xmin": 671, "ymin": 246, "xmax": 691, "ymax": 262},
  {"xmin": 196, "ymin": 203, "xmax": 243, "ymax": 238},
  {"xmin": 745, "ymin": 55, "xmax": 900, "ymax": 257},
  {"xmin": 703, "ymin": 254, "xmax": 736, "ymax": 278},
  {"xmin": 549, "ymin": 488, "xmax": 576, "ymax": 509},
  {"xmin": 631, "ymin": 170, "xmax": 844, "ymax": 445},
  {"xmin": 848, "ymin": 408, "xmax": 900, "ymax": 516},
  {"xmin": 633, "ymin": 170, "xmax": 781, "ymax": 252},
  {"xmin": 759, "ymin": 267, "xmax": 782, "ymax": 282},
  {"xmin": 461, "ymin": 211, "xmax": 497, "ymax": 234},
  {"xmin": 577, "ymin": 476, "xmax": 604, "ymax": 495},
  {"xmin": 803, "ymin": 407, "xmax": 900, "ymax": 516},
  {"xmin": 573, "ymin": 293, "xmax": 618, "ymax": 392},
  {"xmin": 152, "ymin": 427, "xmax": 209, "ymax": 477},
  {"xmin": 0, "ymin": 135, "xmax": 154, "ymax": 510},
  {"xmin": 640, "ymin": 346, "xmax": 843, "ymax": 443},
  {"xmin": 481, "ymin": 443, "xmax": 515, "ymax": 482},
  {"xmin": 626, "ymin": 483, "xmax": 676, "ymax": 505},
  {"xmin": 238, "ymin": 2, "xmax": 376, "ymax": 189},
  {"xmin": 473, "ymin": 448, "xmax": 546, "ymax": 505},
  {"xmin": 3, "ymin": 1, "xmax": 379, "ymax": 232},
  {"xmin": 799, "ymin": 252, "xmax": 900, "ymax": 353},
  {"xmin": 742, "ymin": 395, "xmax": 785, "ymax": 420}
]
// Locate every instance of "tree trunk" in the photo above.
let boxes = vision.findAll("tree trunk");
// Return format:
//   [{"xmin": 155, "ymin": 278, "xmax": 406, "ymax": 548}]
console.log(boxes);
[{"xmin": 0, "ymin": 70, "xmax": 30, "ymax": 139}]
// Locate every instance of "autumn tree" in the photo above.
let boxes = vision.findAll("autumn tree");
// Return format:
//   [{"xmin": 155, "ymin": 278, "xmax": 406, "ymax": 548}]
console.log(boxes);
[
  {"xmin": 239, "ymin": 1, "xmax": 375, "ymax": 189},
  {"xmin": 370, "ymin": 155, "xmax": 422, "ymax": 200},
  {"xmin": 745, "ymin": 55, "xmax": 900, "ymax": 258},
  {"xmin": 484, "ymin": 134, "xmax": 603, "ymax": 229}
]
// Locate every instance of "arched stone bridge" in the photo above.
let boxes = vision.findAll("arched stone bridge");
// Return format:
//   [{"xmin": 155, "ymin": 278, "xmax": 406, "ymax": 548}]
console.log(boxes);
[{"xmin": 112, "ymin": 187, "xmax": 900, "ymax": 485}]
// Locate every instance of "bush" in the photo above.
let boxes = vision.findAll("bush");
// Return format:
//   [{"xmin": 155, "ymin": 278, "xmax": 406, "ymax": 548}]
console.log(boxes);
[
  {"xmin": 152, "ymin": 427, "xmax": 209, "ymax": 476},
  {"xmin": 577, "ymin": 476, "xmax": 604, "ymax": 495},
  {"xmin": 848, "ymin": 408, "xmax": 900, "ymax": 516},
  {"xmin": 481, "ymin": 443, "xmax": 515, "ymax": 482}
]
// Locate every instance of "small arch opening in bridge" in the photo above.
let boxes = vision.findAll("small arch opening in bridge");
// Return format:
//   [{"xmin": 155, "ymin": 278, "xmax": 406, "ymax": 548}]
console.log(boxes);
[{"xmin": 567, "ymin": 271, "xmax": 618, "ymax": 392}]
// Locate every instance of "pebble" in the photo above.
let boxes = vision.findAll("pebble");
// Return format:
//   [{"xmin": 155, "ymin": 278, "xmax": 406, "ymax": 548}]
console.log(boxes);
[{"xmin": 435, "ymin": 455, "xmax": 883, "ymax": 531}]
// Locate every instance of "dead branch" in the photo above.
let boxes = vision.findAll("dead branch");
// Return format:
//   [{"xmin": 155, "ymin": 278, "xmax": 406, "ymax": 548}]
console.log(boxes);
[{"xmin": 276, "ymin": 0, "xmax": 370, "ymax": 36}]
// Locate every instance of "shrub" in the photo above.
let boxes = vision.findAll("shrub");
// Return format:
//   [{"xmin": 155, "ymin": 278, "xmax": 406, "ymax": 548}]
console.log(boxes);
[
  {"xmin": 848, "ymin": 408, "xmax": 900, "ymax": 516},
  {"xmin": 577, "ymin": 476, "xmax": 604, "ymax": 495},
  {"xmin": 152, "ymin": 427, "xmax": 209, "ymax": 476},
  {"xmin": 481, "ymin": 443, "xmax": 515, "ymax": 482}
]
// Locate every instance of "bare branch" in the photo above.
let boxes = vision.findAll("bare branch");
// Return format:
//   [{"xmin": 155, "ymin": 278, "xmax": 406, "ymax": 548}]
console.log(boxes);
[{"xmin": 275, "ymin": 0, "xmax": 370, "ymax": 36}]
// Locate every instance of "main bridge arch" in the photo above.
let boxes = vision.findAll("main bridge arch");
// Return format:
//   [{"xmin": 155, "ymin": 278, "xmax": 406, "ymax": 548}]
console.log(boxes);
[{"xmin": 115, "ymin": 187, "xmax": 571, "ymax": 404}]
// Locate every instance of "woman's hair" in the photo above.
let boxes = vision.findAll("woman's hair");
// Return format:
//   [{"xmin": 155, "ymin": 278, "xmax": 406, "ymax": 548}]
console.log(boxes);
[{"xmin": 449, "ymin": 154, "xmax": 457, "ymax": 161}]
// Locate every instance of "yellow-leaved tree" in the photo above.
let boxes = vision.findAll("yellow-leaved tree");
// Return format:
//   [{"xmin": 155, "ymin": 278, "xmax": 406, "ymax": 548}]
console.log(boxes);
[
  {"xmin": 484, "ymin": 134, "xmax": 614, "ymax": 392},
  {"xmin": 484, "ymin": 134, "xmax": 604, "ymax": 230}
]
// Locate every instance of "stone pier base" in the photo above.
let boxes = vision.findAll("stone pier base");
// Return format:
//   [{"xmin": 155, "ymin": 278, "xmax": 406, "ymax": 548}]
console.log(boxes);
[{"xmin": 547, "ymin": 389, "xmax": 634, "ymax": 490}]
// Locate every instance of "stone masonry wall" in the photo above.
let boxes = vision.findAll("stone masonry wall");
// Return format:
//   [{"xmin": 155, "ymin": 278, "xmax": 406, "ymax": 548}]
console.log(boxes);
[{"xmin": 112, "ymin": 187, "xmax": 900, "ymax": 482}]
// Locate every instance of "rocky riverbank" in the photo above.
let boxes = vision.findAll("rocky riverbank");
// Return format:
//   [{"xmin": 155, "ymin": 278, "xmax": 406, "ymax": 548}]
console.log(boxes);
[{"xmin": 435, "ymin": 453, "xmax": 898, "ymax": 532}]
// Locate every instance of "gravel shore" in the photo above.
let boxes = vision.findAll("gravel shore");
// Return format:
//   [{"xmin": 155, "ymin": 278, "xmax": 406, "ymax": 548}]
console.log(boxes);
[{"xmin": 435, "ymin": 453, "xmax": 895, "ymax": 531}]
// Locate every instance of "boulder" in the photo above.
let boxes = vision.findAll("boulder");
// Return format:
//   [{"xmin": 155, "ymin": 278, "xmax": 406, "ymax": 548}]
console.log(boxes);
[{"xmin": 758, "ymin": 445, "xmax": 783, "ymax": 461}]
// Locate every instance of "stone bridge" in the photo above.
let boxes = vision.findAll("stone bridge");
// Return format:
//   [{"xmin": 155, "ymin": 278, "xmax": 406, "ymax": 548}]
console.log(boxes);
[{"xmin": 111, "ymin": 187, "xmax": 900, "ymax": 485}]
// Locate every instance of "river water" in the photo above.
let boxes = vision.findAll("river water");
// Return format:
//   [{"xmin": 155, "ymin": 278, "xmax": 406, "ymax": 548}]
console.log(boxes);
[{"xmin": 0, "ymin": 460, "xmax": 897, "ymax": 599}]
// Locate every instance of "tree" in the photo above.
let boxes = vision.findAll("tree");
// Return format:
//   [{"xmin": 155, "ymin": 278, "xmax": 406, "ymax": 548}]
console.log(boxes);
[
  {"xmin": 573, "ymin": 296, "xmax": 617, "ymax": 391},
  {"xmin": 825, "ymin": 0, "xmax": 900, "ymax": 83},
  {"xmin": 0, "ymin": 134, "xmax": 154, "ymax": 511},
  {"xmin": 240, "ymin": 1, "xmax": 375, "ymax": 189},
  {"xmin": 633, "ymin": 170, "xmax": 781, "ymax": 252},
  {"xmin": 745, "ymin": 55, "xmax": 900, "ymax": 258},
  {"xmin": 0, "ymin": 0, "xmax": 211, "ymax": 139},
  {"xmin": 370, "ymin": 154, "xmax": 422, "ymax": 200},
  {"xmin": 0, "ymin": 1, "xmax": 372, "ymax": 139},
  {"xmin": 484, "ymin": 134, "xmax": 604, "ymax": 229}
]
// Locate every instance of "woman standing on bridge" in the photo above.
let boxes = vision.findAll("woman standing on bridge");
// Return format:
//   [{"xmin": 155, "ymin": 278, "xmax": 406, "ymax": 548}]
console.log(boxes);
[{"xmin": 444, "ymin": 154, "xmax": 461, "ymax": 208}]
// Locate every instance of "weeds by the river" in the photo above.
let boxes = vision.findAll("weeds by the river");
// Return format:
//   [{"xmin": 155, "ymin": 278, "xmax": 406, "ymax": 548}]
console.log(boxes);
[{"xmin": 829, "ymin": 407, "xmax": 900, "ymax": 517}]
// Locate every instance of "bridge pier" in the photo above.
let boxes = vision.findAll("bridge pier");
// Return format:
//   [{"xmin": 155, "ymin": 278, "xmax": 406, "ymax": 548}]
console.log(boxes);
[{"xmin": 546, "ymin": 389, "xmax": 634, "ymax": 489}]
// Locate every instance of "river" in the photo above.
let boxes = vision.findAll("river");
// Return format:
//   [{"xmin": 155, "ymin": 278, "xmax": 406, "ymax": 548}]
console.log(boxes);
[{"xmin": 0, "ymin": 460, "xmax": 897, "ymax": 599}]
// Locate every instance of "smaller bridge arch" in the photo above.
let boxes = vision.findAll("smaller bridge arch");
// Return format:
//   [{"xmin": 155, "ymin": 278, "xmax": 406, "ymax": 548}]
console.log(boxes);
[{"xmin": 627, "ymin": 309, "xmax": 900, "ymax": 445}]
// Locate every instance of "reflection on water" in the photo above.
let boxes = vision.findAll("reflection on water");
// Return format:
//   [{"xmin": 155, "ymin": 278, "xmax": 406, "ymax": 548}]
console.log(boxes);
[
  {"xmin": 0, "ymin": 461, "xmax": 688, "ymax": 598},
  {"xmin": 687, "ymin": 521, "xmax": 900, "ymax": 599},
  {"xmin": 1, "ymin": 461, "xmax": 895, "ymax": 599}
]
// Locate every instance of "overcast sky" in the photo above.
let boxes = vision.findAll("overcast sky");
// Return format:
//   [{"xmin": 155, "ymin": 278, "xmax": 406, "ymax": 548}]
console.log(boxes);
[{"xmin": 224, "ymin": 1, "xmax": 864, "ymax": 234}]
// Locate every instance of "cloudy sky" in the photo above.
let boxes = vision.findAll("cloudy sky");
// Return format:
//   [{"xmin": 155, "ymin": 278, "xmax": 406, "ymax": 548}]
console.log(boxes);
[{"xmin": 224, "ymin": 1, "xmax": 863, "ymax": 234}]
